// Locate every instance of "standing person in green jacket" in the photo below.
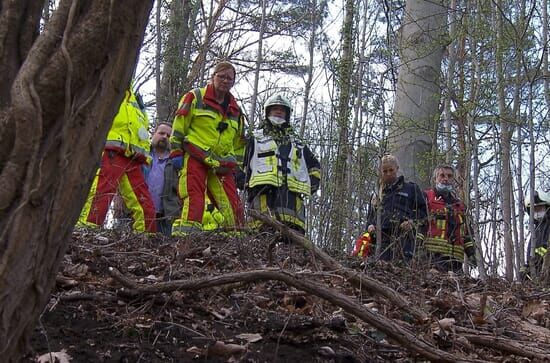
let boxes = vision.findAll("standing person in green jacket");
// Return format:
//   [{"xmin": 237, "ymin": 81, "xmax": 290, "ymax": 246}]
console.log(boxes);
[
  {"xmin": 79, "ymin": 87, "xmax": 156, "ymax": 232},
  {"xmin": 169, "ymin": 61, "xmax": 246, "ymax": 235}
]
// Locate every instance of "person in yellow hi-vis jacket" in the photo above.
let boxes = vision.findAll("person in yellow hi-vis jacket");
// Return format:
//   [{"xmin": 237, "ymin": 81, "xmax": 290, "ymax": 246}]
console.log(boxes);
[
  {"xmin": 78, "ymin": 87, "xmax": 156, "ymax": 232},
  {"xmin": 169, "ymin": 61, "xmax": 245, "ymax": 235},
  {"xmin": 238, "ymin": 94, "xmax": 320, "ymax": 235}
]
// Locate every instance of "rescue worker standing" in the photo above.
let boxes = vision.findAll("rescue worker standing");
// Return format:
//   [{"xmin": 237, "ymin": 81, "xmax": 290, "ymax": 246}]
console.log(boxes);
[
  {"xmin": 241, "ymin": 94, "xmax": 321, "ymax": 234},
  {"xmin": 169, "ymin": 61, "xmax": 246, "ymax": 235},
  {"xmin": 364, "ymin": 155, "xmax": 427, "ymax": 261},
  {"xmin": 523, "ymin": 190, "xmax": 550, "ymax": 279},
  {"xmin": 423, "ymin": 165, "xmax": 476, "ymax": 272},
  {"xmin": 79, "ymin": 87, "xmax": 156, "ymax": 232}
]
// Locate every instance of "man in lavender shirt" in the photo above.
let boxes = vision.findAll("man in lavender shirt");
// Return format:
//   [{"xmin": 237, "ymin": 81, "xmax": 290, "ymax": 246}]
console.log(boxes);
[{"xmin": 146, "ymin": 122, "xmax": 177, "ymax": 235}]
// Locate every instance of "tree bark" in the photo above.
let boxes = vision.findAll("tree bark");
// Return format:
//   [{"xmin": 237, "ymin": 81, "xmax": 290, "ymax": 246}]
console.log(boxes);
[
  {"xmin": 494, "ymin": 0, "xmax": 514, "ymax": 281},
  {"xmin": 0, "ymin": 1, "xmax": 44, "ymax": 108},
  {"xmin": 466, "ymin": 0, "xmax": 486, "ymax": 277},
  {"xmin": 0, "ymin": 1, "xmax": 153, "ymax": 360},
  {"xmin": 156, "ymin": 0, "xmax": 196, "ymax": 123},
  {"xmin": 327, "ymin": 0, "xmax": 354, "ymax": 250},
  {"xmin": 247, "ymin": 0, "xmax": 266, "ymax": 129},
  {"xmin": 389, "ymin": 0, "xmax": 448, "ymax": 187}
]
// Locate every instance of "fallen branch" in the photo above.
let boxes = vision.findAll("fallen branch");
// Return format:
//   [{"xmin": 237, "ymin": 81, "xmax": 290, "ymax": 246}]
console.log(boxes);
[
  {"xmin": 109, "ymin": 267, "xmax": 474, "ymax": 362},
  {"xmin": 58, "ymin": 292, "xmax": 117, "ymax": 302},
  {"xmin": 461, "ymin": 334, "xmax": 550, "ymax": 360},
  {"xmin": 249, "ymin": 210, "xmax": 429, "ymax": 322}
]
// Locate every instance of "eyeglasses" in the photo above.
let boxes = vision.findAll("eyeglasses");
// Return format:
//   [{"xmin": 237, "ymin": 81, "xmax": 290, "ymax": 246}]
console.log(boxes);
[{"xmin": 215, "ymin": 74, "xmax": 235, "ymax": 83}]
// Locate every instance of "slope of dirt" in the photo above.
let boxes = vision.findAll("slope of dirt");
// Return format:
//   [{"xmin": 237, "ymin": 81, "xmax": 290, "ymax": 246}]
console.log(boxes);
[{"xmin": 28, "ymin": 228, "xmax": 550, "ymax": 362}]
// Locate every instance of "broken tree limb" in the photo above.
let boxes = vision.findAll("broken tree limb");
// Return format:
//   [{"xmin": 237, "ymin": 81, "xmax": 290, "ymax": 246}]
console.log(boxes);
[
  {"xmin": 461, "ymin": 334, "xmax": 550, "ymax": 360},
  {"xmin": 249, "ymin": 210, "xmax": 429, "ymax": 322},
  {"xmin": 109, "ymin": 267, "xmax": 476, "ymax": 362}
]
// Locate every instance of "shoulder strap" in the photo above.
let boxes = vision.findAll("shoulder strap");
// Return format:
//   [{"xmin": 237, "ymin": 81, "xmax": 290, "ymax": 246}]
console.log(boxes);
[{"xmin": 192, "ymin": 88, "xmax": 203, "ymax": 109}]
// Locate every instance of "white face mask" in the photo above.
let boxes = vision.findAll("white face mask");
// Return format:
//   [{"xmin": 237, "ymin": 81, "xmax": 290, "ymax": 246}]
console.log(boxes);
[
  {"xmin": 436, "ymin": 183, "xmax": 453, "ymax": 193},
  {"xmin": 268, "ymin": 115, "xmax": 286, "ymax": 125},
  {"xmin": 534, "ymin": 210, "xmax": 547, "ymax": 220}
]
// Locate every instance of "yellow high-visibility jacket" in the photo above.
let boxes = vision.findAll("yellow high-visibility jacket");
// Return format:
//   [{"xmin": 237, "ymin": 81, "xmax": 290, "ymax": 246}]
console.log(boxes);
[
  {"xmin": 248, "ymin": 130, "xmax": 313, "ymax": 195},
  {"xmin": 170, "ymin": 84, "xmax": 245, "ymax": 164},
  {"xmin": 105, "ymin": 88, "xmax": 151, "ymax": 163}
]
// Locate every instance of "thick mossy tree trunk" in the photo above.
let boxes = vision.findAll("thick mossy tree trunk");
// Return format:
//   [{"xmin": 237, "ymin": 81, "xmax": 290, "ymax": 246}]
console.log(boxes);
[
  {"xmin": 389, "ymin": 0, "xmax": 448, "ymax": 187},
  {"xmin": 0, "ymin": 1, "xmax": 153, "ymax": 360}
]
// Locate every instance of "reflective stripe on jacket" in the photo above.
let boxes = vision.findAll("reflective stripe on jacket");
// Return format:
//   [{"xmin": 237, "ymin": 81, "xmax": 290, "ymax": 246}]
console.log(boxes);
[
  {"xmin": 248, "ymin": 130, "xmax": 311, "ymax": 195},
  {"xmin": 170, "ymin": 85, "xmax": 245, "ymax": 163},
  {"xmin": 105, "ymin": 88, "xmax": 150, "ymax": 163},
  {"xmin": 425, "ymin": 189, "xmax": 469, "ymax": 260}
]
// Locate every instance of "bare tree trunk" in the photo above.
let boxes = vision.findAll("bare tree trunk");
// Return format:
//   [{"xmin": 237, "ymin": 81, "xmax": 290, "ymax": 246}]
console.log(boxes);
[
  {"xmin": 543, "ymin": 0, "xmax": 549, "ymax": 107},
  {"xmin": 299, "ymin": 0, "xmax": 323, "ymax": 137},
  {"xmin": 490, "ymin": 168, "xmax": 501, "ymax": 276},
  {"xmin": 443, "ymin": 0, "xmax": 457, "ymax": 163},
  {"xmin": 0, "ymin": 2, "xmax": 44, "ymax": 108},
  {"xmin": 494, "ymin": 0, "xmax": 514, "ymax": 281},
  {"xmin": 327, "ymin": 0, "xmax": 354, "ymax": 250},
  {"xmin": 247, "ymin": 0, "xmax": 266, "ymax": 129},
  {"xmin": 345, "ymin": 0, "xmax": 369, "ymax": 244},
  {"xmin": 156, "ymin": 0, "xmax": 195, "ymax": 123},
  {"xmin": 154, "ymin": 0, "xmax": 162, "ymax": 120},
  {"xmin": 540, "ymin": 0, "xmax": 550, "ymax": 285},
  {"xmin": 389, "ymin": 0, "xmax": 448, "ymax": 188},
  {"xmin": 513, "ymin": 0, "xmax": 527, "ymax": 271},
  {"xmin": 0, "ymin": 1, "xmax": 153, "ymax": 360},
  {"xmin": 467, "ymin": 0, "xmax": 486, "ymax": 278}
]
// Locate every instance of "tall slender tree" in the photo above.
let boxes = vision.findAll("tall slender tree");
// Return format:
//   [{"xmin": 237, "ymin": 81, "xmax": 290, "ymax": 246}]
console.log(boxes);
[
  {"xmin": 327, "ymin": 0, "xmax": 355, "ymax": 249},
  {"xmin": 494, "ymin": 0, "xmax": 515, "ymax": 281}
]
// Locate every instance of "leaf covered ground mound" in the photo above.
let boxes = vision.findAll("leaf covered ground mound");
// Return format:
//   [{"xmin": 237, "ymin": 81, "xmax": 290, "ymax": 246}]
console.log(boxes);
[{"xmin": 29, "ymin": 229, "xmax": 550, "ymax": 362}]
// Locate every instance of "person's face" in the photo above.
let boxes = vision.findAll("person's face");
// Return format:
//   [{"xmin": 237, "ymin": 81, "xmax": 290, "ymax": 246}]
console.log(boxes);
[
  {"xmin": 435, "ymin": 168, "xmax": 455, "ymax": 186},
  {"xmin": 268, "ymin": 105, "xmax": 287, "ymax": 120},
  {"xmin": 152, "ymin": 124, "xmax": 172, "ymax": 151},
  {"xmin": 381, "ymin": 162, "xmax": 398, "ymax": 184},
  {"xmin": 212, "ymin": 68, "xmax": 235, "ymax": 94},
  {"xmin": 534, "ymin": 205, "xmax": 548, "ymax": 220}
]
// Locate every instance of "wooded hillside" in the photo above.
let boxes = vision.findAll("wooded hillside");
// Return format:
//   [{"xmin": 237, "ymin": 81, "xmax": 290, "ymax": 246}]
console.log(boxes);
[
  {"xmin": 31, "ymin": 227, "xmax": 550, "ymax": 362},
  {"xmin": 2, "ymin": 1, "xmax": 550, "ymax": 360}
]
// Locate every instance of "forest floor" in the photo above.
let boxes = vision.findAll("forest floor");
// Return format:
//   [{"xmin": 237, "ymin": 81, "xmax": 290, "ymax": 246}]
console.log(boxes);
[{"xmin": 28, "ymin": 227, "xmax": 550, "ymax": 363}]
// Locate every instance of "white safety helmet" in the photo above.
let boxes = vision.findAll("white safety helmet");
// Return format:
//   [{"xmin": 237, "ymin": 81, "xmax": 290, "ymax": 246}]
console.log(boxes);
[
  {"xmin": 525, "ymin": 190, "xmax": 550, "ymax": 209},
  {"xmin": 264, "ymin": 94, "xmax": 292, "ymax": 124}
]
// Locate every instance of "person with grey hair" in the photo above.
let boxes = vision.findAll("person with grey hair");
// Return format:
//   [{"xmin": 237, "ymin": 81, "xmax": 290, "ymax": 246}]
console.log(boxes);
[
  {"xmin": 169, "ymin": 61, "xmax": 246, "ymax": 236},
  {"xmin": 361, "ymin": 154, "xmax": 427, "ymax": 262},
  {"xmin": 423, "ymin": 165, "xmax": 476, "ymax": 272}
]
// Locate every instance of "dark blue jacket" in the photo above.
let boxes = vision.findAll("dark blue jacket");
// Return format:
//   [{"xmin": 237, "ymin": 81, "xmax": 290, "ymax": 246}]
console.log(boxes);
[{"xmin": 367, "ymin": 176, "xmax": 427, "ymax": 231}]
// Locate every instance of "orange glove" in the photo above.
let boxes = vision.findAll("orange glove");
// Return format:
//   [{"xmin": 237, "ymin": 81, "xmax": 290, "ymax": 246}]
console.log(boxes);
[{"xmin": 352, "ymin": 232, "xmax": 372, "ymax": 258}]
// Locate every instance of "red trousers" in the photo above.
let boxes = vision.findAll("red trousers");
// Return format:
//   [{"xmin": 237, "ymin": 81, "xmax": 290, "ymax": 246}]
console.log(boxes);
[
  {"xmin": 80, "ymin": 151, "xmax": 156, "ymax": 232},
  {"xmin": 172, "ymin": 154, "xmax": 244, "ymax": 234}
]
